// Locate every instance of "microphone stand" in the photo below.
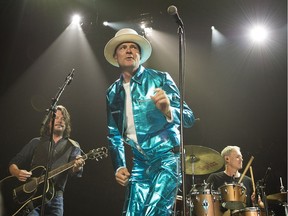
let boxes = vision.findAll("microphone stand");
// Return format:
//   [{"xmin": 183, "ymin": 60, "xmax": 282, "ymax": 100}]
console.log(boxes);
[
  {"xmin": 40, "ymin": 69, "xmax": 75, "ymax": 216},
  {"xmin": 176, "ymin": 24, "xmax": 188, "ymax": 216}
]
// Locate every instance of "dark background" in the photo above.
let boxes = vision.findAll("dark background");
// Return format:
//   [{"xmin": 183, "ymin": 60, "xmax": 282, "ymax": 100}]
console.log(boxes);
[{"xmin": 0, "ymin": 0, "xmax": 286, "ymax": 215}]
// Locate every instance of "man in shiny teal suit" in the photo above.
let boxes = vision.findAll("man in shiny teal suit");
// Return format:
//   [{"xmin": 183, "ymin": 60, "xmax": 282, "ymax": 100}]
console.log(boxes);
[{"xmin": 104, "ymin": 28, "xmax": 195, "ymax": 216}]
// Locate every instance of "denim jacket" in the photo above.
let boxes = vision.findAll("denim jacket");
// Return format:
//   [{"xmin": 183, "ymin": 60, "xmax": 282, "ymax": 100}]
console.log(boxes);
[{"xmin": 106, "ymin": 65, "xmax": 195, "ymax": 172}]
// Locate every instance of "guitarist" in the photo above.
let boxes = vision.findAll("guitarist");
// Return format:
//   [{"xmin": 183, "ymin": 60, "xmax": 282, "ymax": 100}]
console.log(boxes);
[{"xmin": 6, "ymin": 105, "xmax": 85, "ymax": 216}]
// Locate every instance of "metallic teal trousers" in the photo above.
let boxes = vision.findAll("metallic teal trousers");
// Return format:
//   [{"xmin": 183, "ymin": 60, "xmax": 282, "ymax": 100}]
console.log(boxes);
[{"xmin": 122, "ymin": 150, "xmax": 181, "ymax": 216}]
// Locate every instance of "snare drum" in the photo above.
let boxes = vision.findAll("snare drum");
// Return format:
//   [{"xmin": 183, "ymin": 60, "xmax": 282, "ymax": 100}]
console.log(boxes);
[{"xmin": 219, "ymin": 183, "xmax": 246, "ymax": 210}]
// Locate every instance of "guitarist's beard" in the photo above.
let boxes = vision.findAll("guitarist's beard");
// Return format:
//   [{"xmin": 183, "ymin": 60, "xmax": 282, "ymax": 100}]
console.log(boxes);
[{"xmin": 53, "ymin": 127, "xmax": 65, "ymax": 137}]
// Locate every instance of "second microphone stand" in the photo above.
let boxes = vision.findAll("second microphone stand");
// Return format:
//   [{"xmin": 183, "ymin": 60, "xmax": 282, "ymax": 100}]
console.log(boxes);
[{"xmin": 40, "ymin": 69, "xmax": 75, "ymax": 216}]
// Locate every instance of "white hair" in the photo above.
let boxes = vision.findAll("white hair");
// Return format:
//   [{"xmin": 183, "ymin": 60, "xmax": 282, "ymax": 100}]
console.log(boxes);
[{"xmin": 221, "ymin": 146, "xmax": 241, "ymax": 158}]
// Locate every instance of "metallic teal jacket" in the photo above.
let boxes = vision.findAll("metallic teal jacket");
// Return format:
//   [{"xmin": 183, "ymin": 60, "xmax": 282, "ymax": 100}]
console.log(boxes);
[{"xmin": 106, "ymin": 65, "xmax": 195, "ymax": 172}]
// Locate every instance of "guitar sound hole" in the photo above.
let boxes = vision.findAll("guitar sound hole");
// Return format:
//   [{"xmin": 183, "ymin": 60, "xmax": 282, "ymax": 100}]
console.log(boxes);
[{"xmin": 22, "ymin": 178, "xmax": 38, "ymax": 193}]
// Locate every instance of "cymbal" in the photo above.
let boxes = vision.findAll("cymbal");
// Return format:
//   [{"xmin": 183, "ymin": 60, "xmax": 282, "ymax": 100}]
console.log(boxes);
[
  {"xmin": 267, "ymin": 192, "xmax": 287, "ymax": 203},
  {"xmin": 184, "ymin": 145, "xmax": 224, "ymax": 175}
]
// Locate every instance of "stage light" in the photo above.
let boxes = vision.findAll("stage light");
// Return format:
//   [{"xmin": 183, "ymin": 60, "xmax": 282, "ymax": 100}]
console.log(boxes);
[
  {"xmin": 144, "ymin": 27, "xmax": 152, "ymax": 36},
  {"xmin": 211, "ymin": 26, "xmax": 226, "ymax": 47},
  {"xmin": 103, "ymin": 21, "xmax": 109, "ymax": 26},
  {"xmin": 71, "ymin": 14, "xmax": 81, "ymax": 25},
  {"xmin": 249, "ymin": 25, "xmax": 268, "ymax": 43}
]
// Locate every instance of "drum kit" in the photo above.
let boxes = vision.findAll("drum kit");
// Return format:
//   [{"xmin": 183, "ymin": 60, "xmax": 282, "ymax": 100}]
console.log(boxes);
[{"xmin": 175, "ymin": 145, "xmax": 287, "ymax": 216}]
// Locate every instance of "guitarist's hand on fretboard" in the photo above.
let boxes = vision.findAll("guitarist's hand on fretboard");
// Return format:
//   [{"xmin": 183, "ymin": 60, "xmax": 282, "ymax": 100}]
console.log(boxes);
[{"xmin": 72, "ymin": 155, "xmax": 85, "ymax": 173}]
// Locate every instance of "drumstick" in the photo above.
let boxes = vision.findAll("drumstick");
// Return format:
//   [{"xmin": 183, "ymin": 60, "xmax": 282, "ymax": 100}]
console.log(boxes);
[
  {"xmin": 238, "ymin": 156, "xmax": 254, "ymax": 184},
  {"xmin": 249, "ymin": 166, "xmax": 256, "ymax": 193}
]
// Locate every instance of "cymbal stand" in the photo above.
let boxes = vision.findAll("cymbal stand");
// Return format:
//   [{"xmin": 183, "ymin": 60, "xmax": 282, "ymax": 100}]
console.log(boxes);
[
  {"xmin": 190, "ymin": 155, "xmax": 196, "ymax": 186},
  {"xmin": 279, "ymin": 177, "xmax": 288, "ymax": 216},
  {"xmin": 188, "ymin": 155, "xmax": 197, "ymax": 216},
  {"xmin": 283, "ymin": 202, "xmax": 288, "ymax": 216}
]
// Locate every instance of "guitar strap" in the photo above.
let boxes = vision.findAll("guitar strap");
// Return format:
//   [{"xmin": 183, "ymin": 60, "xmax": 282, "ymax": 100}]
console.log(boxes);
[{"xmin": 68, "ymin": 138, "xmax": 80, "ymax": 148}]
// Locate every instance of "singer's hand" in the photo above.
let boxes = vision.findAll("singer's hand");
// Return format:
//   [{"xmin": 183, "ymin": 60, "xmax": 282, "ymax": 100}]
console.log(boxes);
[
  {"xmin": 115, "ymin": 167, "xmax": 130, "ymax": 186},
  {"xmin": 150, "ymin": 88, "xmax": 171, "ymax": 118}
]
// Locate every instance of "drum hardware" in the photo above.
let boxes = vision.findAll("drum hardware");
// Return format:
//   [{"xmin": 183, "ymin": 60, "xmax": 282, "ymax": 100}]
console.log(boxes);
[
  {"xmin": 256, "ymin": 167, "xmax": 272, "ymax": 216},
  {"xmin": 278, "ymin": 176, "xmax": 288, "ymax": 216},
  {"xmin": 189, "ymin": 154, "xmax": 197, "ymax": 186},
  {"xmin": 174, "ymin": 195, "xmax": 193, "ymax": 216},
  {"xmin": 280, "ymin": 177, "xmax": 286, "ymax": 193},
  {"xmin": 250, "ymin": 166, "xmax": 274, "ymax": 215}
]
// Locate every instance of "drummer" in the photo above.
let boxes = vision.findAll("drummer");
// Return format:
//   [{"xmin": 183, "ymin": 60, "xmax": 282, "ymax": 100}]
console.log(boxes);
[{"xmin": 206, "ymin": 146, "xmax": 264, "ymax": 211}]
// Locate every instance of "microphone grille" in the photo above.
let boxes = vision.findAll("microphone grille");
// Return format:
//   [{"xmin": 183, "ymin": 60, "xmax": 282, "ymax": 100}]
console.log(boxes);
[{"xmin": 167, "ymin": 5, "xmax": 177, "ymax": 15}]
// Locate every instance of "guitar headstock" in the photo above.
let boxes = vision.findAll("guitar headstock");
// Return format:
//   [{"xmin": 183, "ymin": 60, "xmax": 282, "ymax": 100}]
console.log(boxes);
[{"xmin": 86, "ymin": 147, "xmax": 108, "ymax": 161}]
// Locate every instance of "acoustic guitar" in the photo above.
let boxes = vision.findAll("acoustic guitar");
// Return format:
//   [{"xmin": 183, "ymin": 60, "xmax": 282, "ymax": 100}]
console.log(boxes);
[{"xmin": 0, "ymin": 147, "xmax": 108, "ymax": 216}]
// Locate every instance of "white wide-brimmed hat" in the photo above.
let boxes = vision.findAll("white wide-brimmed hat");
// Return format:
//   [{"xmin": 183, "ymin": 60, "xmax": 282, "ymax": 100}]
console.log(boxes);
[{"xmin": 104, "ymin": 28, "xmax": 152, "ymax": 67}]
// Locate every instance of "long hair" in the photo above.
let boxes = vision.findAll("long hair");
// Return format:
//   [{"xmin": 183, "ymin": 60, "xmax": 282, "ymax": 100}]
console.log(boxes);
[{"xmin": 40, "ymin": 105, "xmax": 72, "ymax": 138}]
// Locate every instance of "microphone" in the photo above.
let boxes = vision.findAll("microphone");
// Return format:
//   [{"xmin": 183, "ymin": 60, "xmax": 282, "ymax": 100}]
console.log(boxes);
[
  {"xmin": 262, "ymin": 167, "xmax": 271, "ymax": 184},
  {"xmin": 167, "ymin": 5, "xmax": 184, "ymax": 28}
]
